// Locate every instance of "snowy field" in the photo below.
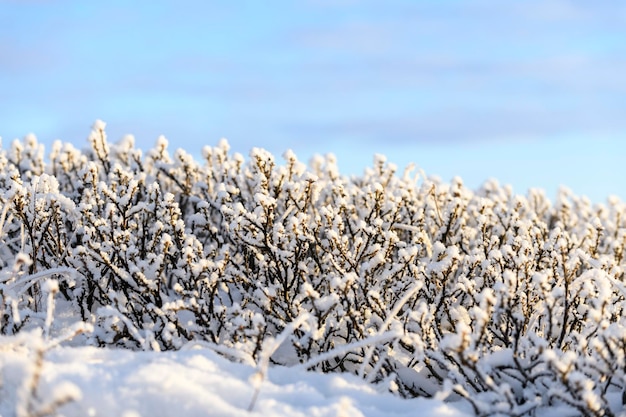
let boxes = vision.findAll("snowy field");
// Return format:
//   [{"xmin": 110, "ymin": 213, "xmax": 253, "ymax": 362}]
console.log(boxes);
[{"xmin": 0, "ymin": 332, "xmax": 470, "ymax": 417}]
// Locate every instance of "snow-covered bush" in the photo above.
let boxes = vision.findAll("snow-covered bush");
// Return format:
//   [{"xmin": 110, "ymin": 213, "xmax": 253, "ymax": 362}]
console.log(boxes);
[{"xmin": 1, "ymin": 121, "xmax": 625, "ymax": 416}]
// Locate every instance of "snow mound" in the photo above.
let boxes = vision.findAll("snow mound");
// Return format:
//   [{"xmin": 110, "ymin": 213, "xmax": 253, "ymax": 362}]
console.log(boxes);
[{"xmin": 0, "ymin": 343, "xmax": 470, "ymax": 417}]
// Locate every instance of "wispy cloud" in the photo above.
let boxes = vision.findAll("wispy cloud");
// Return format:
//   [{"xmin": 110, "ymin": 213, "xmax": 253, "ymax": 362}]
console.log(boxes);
[{"xmin": 0, "ymin": 1, "xmax": 625, "ymax": 201}]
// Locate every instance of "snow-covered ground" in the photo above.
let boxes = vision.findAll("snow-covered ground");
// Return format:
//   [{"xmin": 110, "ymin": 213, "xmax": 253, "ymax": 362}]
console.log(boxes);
[{"xmin": 0, "ymin": 334, "xmax": 470, "ymax": 417}]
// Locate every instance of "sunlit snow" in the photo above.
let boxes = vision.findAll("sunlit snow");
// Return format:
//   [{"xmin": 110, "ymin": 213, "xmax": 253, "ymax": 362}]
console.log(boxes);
[{"xmin": 0, "ymin": 334, "xmax": 470, "ymax": 417}]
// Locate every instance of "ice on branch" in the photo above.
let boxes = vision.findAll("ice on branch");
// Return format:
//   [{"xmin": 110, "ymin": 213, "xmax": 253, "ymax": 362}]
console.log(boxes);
[{"xmin": 0, "ymin": 122, "xmax": 624, "ymax": 416}]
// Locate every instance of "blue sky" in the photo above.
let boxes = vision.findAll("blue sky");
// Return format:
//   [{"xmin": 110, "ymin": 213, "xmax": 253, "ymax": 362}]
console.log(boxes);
[{"xmin": 1, "ymin": 0, "xmax": 625, "ymax": 203}]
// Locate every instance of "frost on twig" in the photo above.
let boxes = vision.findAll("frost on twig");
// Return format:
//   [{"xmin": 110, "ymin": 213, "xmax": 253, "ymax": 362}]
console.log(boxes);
[{"xmin": 0, "ymin": 123, "xmax": 625, "ymax": 416}]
